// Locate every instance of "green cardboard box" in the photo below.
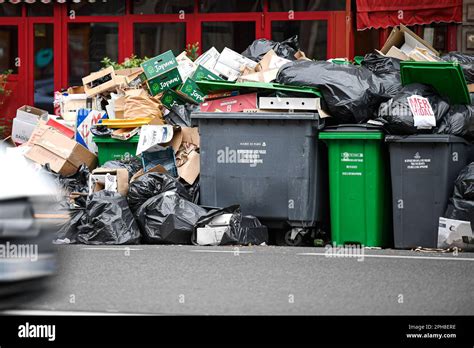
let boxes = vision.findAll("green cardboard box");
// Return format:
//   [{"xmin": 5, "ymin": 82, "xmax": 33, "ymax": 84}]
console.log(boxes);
[
  {"xmin": 192, "ymin": 65, "xmax": 223, "ymax": 82},
  {"xmin": 161, "ymin": 89, "xmax": 187, "ymax": 109},
  {"xmin": 141, "ymin": 50, "xmax": 178, "ymax": 80},
  {"xmin": 176, "ymin": 78, "xmax": 206, "ymax": 104},
  {"xmin": 146, "ymin": 69, "xmax": 183, "ymax": 96}
]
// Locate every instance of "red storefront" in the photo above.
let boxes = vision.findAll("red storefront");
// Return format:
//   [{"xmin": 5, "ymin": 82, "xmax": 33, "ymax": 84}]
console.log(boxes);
[
  {"xmin": 0, "ymin": 0, "xmax": 464, "ymax": 128},
  {"xmin": 0, "ymin": 0, "xmax": 352, "ymax": 124}
]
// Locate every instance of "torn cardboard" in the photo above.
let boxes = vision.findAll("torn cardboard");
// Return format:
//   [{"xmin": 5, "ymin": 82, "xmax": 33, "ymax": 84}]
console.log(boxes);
[{"xmin": 89, "ymin": 168, "xmax": 129, "ymax": 197}]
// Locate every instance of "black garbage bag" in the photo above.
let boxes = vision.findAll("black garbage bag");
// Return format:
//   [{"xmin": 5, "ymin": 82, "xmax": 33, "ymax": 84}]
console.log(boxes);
[
  {"xmin": 193, "ymin": 205, "xmax": 268, "ymax": 246},
  {"xmin": 55, "ymin": 208, "xmax": 86, "ymax": 244},
  {"xmin": 376, "ymin": 83, "xmax": 450, "ymax": 135},
  {"xmin": 103, "ymin": 157, "xmax": 143, "ymax": 178},
  {"xmin": 441, "ymin": 52, "xmax": 474, "ymax": 84},
  {"xmin": 76, "ymin": 191, "xmax": 141, "ymax": 245},
  {"xmin": 276, "ymin": 60, "xmax": 390, "ymax": 123},
  {"xmin": 241, "ymin": 35, "xmax": 300, "ymax": 62},
  {"xmin": 361, "ymin": 52, "xmax": 402, "ymax": 97},
  {"xmin": 128, "ymin": 172, "xmax": 191, "ymax": 213},
  {"xmin": 43, "ymin": 164, "xmax": 90, "ymax": 207},
  {"xmin": 136, "ymin": 191, "xmax": 208, "ymax": 244},
  {"xmin": 445, "ymin": 198, "xmax": 474, "ymax": 226},
  {"xmin": 165, "ymin": 104, "xmax": 199, "ymax": 127},
  {"xmin": 453, "ymin": 162, "xmax": 474, "ymax": 200},
  {"xmin": 180, "ymin": 177, "xmax": 200, "ymax": 205},
  {"xmin": 436, "ymin": 105, "xmax": 474, "ymax": 140}
]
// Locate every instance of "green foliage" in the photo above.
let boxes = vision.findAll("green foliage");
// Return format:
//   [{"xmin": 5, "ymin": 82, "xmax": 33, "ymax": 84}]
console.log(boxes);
[
  {"xmin": 0, "ymin": 69, "xmax": 12, "ymax": 97},
  {"xmin": 186, "ymin": 42, "xmax": 200, "ymax": 61},
  {"xmin": 101, "ymin": 55, "xmax": 149, "ymax": 70}
]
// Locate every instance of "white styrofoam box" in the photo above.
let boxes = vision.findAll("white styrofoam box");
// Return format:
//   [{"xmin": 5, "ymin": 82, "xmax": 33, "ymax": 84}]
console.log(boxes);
[
  {"xmin": 196, "ymin": 226, "xmax": 230, "ymax": 246},
  {"xmin": 11, "ymin": 117, "xmax": 38, "ymax": 144},
  {"xmin": 16, "ymin": 105, "xmax": 48, "ymax": 124},
  {"xmin": 214, "ymin": 48, "xmax": 257, "ymax": 81},
  {"xmin": 259, "ymin": 97, "xmax": 321, "ymax": 110}
]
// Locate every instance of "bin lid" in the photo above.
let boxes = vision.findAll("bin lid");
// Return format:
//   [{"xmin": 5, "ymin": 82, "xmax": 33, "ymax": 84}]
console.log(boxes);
[
  {"xmin": 385, "ymin": 134, "xmax": 471, "ymax": 144},
  {"xmin": 319, "ymin": 124, "xmax": 384, "ymax": 140},
  {"xmin": 191, "ymin": 112, "xmax": 319, "ymax": 121},
  {"xmin": 196, "ymin": 80, "xmax": 321, "ymax": 98},
  {"xmin": 93, "ymin": 135, "xmax": 140, "ymax": 143},
  {"xmin": 400, "ymin": 61, "xmax": 470, "ymax": 105}
]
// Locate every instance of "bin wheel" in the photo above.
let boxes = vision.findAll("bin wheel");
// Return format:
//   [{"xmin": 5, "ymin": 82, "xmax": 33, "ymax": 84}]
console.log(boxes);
[{"xmin": 283, "ymin": 229, "xmax": 304, "ymax": 247}]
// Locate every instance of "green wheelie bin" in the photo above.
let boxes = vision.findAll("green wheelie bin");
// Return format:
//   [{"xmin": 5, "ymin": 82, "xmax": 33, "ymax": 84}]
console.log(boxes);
[{"xmin": 319, "ymin": 125, "xmax": 392, "ymax": 247}]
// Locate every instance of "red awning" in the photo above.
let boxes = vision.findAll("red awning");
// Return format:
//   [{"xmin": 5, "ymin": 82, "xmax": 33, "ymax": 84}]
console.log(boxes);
[{"xmin": 356, "ymin": 0, "xmax": 462, "ymax": 31}]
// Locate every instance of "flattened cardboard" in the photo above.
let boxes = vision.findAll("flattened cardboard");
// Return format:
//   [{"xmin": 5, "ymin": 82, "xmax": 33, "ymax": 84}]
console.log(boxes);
[
  {"xmin": 178, "ymin": 149, "xmax": 200, "ymax": 185},
  {"xmin": 200, "ymin": 93, "xmax": 258, "ymax": 113},
  {"xmin": 115, "ymin": 68, "xmax": 144, "ymax": 84},
  {"xmin": 380, "ymin": 24, "xmax": 439, "ymax": 59}
]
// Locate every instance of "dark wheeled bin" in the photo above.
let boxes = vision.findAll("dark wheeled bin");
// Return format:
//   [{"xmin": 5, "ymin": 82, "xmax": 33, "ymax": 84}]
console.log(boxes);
[
  {"xmin": 191, "ymin": 112, "xmax": 327, "ymax": 245},
  {"xmin": 386, "ymin": 134, "xmax": 473, "ymax": 249}
]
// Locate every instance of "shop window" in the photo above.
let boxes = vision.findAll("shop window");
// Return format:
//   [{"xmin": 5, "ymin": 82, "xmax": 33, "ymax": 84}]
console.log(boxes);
[
  {"xmin": 33, "ymin": 24, "xmax": 54, "ymax": 113},
  {"xmin": 420, "ymin": 24, "xmax": 448, "ymax": 53},
  {"xmin": 68, "ymin": 23, "xmax": 119, "ymax": 86},
  {"xmin": 202, "ymin": 22, "xmax": 256, "ymax": 53},
  {"xmin": 354, "ymin": 28, "xmax": 380, "ymax": 57},
  {"xmin": 0, "ymin": 4, "xmax": 22, "ymax": 17},
  {"xmin": 272, "ymin": 20, "xmax": 327, "ymax": 60},
  {"xmin": 134, "ymin": 23, "xmax": 186, "ymax": 58},
  {"xmin": 132, "ymin": 0, "xmax": 194, "ymax": 14},
  {"xmin": 269, "ymin": 0, "xmax": 346, "ymax": 12},
  {"xmin": 199, "ymin": 0, "xmax": 263, "ymax": 13},
  {"xmin": 68, "ymin": 0, "xmax": 126, "ymax": 16},
  {"xmin": 0, "ymin": 26, "xmax": 19, "ymax": 74},
  {"xmin": 27, "ymin": 3, "xmax": 54, "ymax": 17}
]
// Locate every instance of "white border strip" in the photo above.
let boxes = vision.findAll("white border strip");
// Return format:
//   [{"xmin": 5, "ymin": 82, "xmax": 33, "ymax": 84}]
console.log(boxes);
[{"xmin": 298, "ymin": 252, "xmax": 474, "ymax": 262}]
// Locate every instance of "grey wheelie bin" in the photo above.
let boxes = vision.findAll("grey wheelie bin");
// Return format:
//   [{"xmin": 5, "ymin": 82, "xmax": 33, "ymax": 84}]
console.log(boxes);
[
  {"xmin": 386, "ymin": 134, "xmax": 473, "ymax": 249},
  {"xmin": 191, "ymin": 112, "xmax": 327, "ymax": 246}
]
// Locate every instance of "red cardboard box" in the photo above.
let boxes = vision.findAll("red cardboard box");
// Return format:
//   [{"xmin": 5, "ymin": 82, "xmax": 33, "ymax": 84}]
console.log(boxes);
[{"xmin": 200, "ymin": 93, "xmax": 257, "ymax": 113}]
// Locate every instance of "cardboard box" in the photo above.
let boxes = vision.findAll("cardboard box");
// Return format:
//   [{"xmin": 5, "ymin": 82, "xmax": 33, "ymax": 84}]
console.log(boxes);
[
  {"xmin": 146, "ymin": 69, "xmax": 183, "ymax": 96},
  {"xmin": 213, "ymin": 48, "xmax": 257, "ymax": 81},
  {"xmin": 176, "ymin": 51, "xmax": 198, "ymax": 81},
  {"xmin": 75, "ymin": 109, "xmax": 107, "ymax": 153},
  {"xmin": 130, "ymin": 164, "xmax": 168, "ymax": 183},
  {"xmin": 82, "ymin": 67, "xmax": 126, "ymax": 97},
  {"xmin": 115, "ymin": 68, "xmax": 144, "ymax": 84},
  {"xmin": 111, "ymin": 127, "xmax": 139, "ymax": 141},
  {"xmin": 176, "ymin": 78, "xmax": 206, "ymax": 104},
  {"xmin": 141, "ymin": 50, "xmax": 178, "ymax": 80},
  {"xmin": 238, "ymin": 69, "xmax": 279, "ymax": 83},
  {"xmin": 194, "ymin": 47, "xmax": 220, "ymax": 73},
  {"xmin": 11, "ymin": 105, "xmax": 49, "ymax": 144},
  {"xmin": 200, "ymin": 93, "xmax": 258, "ymax": 113},
  {"xmin": 16, "ymin": 105, "xmax": 48, "ymax": 123},
  {"xmin": 137, "ymin": 125, "xmax": 200, "ymax": 184},
  {"xmin": 89, "ymin": 168, "xmax": 129, "ymax": 197},
  {"xmin": 379, "ymin": 24, "xmax": 439, "ymax": 60},
  {"xmin": 26, "ymin": 128, "xmax": 97, "ymax": 176},
  {"xmin": 192, "ymin": 65, "xmax": 223, "ymax": 82},
  {"xmin": 67, "ymin": 86, "xmax": 85, "ymax": 94},
  {"xmin": 60, "ymin": 93, "xmax": 90, "ymax": 122},
  {"xmin": 46, "ymin": 116, "xmax": 75, "ymax": 139},
  {"xmin": 160, "ymin": 88, "xmax": 187, "ymax": 110},
  {"xmin": 255, "ymin": 50, "xmax": 291, "ymax": 72}
]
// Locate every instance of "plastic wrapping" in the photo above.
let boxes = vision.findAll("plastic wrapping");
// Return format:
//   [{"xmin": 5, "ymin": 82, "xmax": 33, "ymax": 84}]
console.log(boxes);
[
  {"xmin": 441, "ymin": 52, "xmax": 474, "ymax": 84},
  {"xmin": 445, "ymin": 198, "xmax": 474, "ymax": 226},
  {"xmin": 193, "ymin": 205, "xmax": 268, "ymax": 246},
  {"xmin": 76, "ymin": 191, "xmax": 141, "ymax": 245},
  {"xmin": 377, "ymin": 83, "xmax": 450, "ymax": 135},
  {"xmin": 241, "ymin": 36, "xmax": 300, "ymax": 62},
  {"xmin": 437, "ymin": 105, "xmax": 474, "ymax": 141},
  {"xmin": 103, "ymin": 157, "xmax": 143, "ymax": 178},
  {"xmin": 164, "ymin": 104, "xmax": 199, "ymax": 127},
  {"xmin": 276, "ymin": 60, "xmax": 390, "ymax": 123},
  {"xmin": 127, "ymin": 172, "xmax": 191, "ymax": 213},
  {"xmin": 361, "ymin": 52, "xmax": 402, "ymax": 97},
  {"xmin": 90, "ymin": 125, "xmax": 113, "ymax": 137},
  {"xmin": 136, "ymin": 191, "xmax": 208, "ymax": 244}
]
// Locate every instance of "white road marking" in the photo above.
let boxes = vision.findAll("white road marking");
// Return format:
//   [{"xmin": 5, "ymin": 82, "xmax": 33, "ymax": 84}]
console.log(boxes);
[
  {"xmin": 190, "ymin": 249, "xmax": 255, "ymax": 254},
  {"xmin": 81, "ymin": 247, "xmax": 143, "ymax": 251},
  {"xmin": 298, "ymin": 252, "xmax": 474, "ymax": 262}
]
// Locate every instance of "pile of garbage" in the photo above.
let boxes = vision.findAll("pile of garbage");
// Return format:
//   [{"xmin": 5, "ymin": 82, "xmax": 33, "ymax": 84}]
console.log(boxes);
[{"xmin": 2, "ymin": 24, "xmax": 474, "ymax": 247}]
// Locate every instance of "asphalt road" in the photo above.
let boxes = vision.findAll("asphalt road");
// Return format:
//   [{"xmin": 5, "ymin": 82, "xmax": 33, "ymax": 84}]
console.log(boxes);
[{"xmin": 9, "ymin": 245, "xmax": 474, "ymax": 315}]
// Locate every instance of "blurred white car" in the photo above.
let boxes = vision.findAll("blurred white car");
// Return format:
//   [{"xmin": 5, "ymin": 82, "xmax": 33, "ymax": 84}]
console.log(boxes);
[{"xmin": 0, "ymin": 144, "xmax": 67, "ymax": 308}]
